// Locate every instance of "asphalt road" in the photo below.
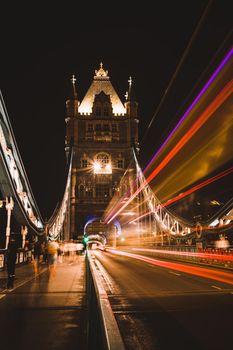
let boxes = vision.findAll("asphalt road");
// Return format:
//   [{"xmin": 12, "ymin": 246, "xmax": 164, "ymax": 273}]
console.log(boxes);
[{"xmin": 92, "ymin": 249, "xmax": 233, "ymax": 350}]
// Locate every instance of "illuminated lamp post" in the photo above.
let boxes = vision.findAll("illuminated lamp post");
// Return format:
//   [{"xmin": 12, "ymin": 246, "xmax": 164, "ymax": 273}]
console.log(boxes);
[
  {"xmin": 21, "ymin": 225, "xmax": 28, "ymax": 248},
  {"xmin": 5, "ymin": 197, "xmax": 14, "ymax": 249}
]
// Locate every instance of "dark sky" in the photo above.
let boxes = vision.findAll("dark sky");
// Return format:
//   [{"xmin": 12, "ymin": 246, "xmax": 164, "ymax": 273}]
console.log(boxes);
[{"xmin": 1, "ymin": 1, "xmax": 232, "ymax": 220}]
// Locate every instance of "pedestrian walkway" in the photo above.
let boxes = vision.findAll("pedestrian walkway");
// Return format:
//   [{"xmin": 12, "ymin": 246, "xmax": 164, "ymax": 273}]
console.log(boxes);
[
  {"xmin": 0, "ymin": 259, "xmax": 42, "ymax": 292},
  {"xmin": 0, "ymin": 254, "xmax": 87, "ymax": 350}
]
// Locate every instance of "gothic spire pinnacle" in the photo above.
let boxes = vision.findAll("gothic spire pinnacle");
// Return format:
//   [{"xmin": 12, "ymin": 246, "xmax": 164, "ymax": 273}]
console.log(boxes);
[
  {"xmin": 127, "ymin": 76, "xmax": 134, "ymax": 101},
  {"xmin": 94, "ymin": 62, "xmax": 109, "ymax": 80},
  {"xmin": 71, "ymin": 74, "xmax": 76, "ymax": 85},
  {"xmin": 70, "ymin": 74, "xmax": 78, "ymax": 99},
  {"xmin": 128, "ymin": 76, "xmax": 133, "ymax": 87}
]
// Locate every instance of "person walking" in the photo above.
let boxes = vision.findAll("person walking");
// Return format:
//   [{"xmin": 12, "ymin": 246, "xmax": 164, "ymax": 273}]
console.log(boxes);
[
  {"xmin": 47, "ymin": 240, "xmax": 59, "ymax": 277},
  {"xmin": 33, "ymin": 240, "xmax": 42, "ymax": 274},
  {"xmin": 6, "ymin": 236, "xmax": 18, "ymax": 290}
]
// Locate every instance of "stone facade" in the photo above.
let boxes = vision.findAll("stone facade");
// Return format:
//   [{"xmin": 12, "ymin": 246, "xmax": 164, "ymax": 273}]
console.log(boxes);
[{"xmin": 65, "ymin": 65, "xmax": 139, "ymax": 240}]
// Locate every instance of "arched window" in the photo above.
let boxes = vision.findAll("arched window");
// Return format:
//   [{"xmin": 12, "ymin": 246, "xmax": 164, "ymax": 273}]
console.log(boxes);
[{"xmin": 97, "ymin": 153, "xmax": 109, "ymax": 165}]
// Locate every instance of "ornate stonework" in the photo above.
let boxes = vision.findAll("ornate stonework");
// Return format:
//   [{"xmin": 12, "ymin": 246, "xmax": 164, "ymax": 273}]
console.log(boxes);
[{"xmin": 94, "ymin": 62, "xmax": 109, "ymax": 80}]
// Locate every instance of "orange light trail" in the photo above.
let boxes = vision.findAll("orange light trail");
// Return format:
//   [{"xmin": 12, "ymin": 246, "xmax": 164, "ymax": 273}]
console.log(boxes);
[
  {"xmin": 106, "ymin": 248, "xmax": 233, "ymax": 285},
  {"xmin": 104, "ymin": 47, "xmax": 233, "ymax": 224},
  {"xmin": 133, "ymin": 248, "xmax": 233, "ymax": 262},
  {"xmin": 163, "ymin": 166, "xmax": 233, "ymax": 207},
  {"xmin": 107, "ymin": 79, "xmax": 233, "ymax": 224}
]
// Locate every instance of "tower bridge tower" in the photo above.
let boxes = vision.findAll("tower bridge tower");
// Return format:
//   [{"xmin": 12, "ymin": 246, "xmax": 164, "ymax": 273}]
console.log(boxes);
[{"xmin": 65, "ymin": 64, "xmax": 139, "ymax": 240}]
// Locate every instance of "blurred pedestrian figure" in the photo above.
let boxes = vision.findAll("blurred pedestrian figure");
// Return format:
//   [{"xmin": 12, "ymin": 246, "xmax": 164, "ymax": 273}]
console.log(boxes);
[
  {"xmin": 41, "ymin": 241, "xmax": 47, "ymax": 264},
  {"xmin": 6, "ymin": 236, "xmax": 18, "ymax": 289},
  {"xmin": 57, "ymin": 243, "xmax": 63, "ymax": 263},
  {"xmin": 47, "ymin": 240, "xmax": 59, "ymax": 277},
  {"xmin": 33, "ymin": 240, "xmax": 42, "ymax": 274}
]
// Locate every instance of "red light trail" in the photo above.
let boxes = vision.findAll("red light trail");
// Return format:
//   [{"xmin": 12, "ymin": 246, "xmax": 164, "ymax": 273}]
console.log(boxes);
[
  {"xmin": 106, "ymin": 248, "xmax": 233, "ymax": 285},
  {"xmin": 107, "ymin": 79, "xmax": 233, "ymax": 224},
  {"xmin": 104, "ymin": 47, "xmax": 233, "ymax": 224}
]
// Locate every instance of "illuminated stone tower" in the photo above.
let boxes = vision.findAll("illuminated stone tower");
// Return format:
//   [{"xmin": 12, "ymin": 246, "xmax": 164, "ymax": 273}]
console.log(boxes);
[{"xmin": 65, "ymin": 64, "xmax": 139, "ymax": 240}]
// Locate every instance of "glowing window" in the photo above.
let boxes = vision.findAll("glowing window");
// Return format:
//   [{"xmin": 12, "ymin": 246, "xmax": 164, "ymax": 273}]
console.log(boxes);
[{"xmin": 93, "ymin": 153, "xmax": 112, "ymax": 174}]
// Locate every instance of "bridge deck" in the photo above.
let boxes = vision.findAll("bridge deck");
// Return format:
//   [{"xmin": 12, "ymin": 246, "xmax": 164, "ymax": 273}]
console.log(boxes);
[{"xmin": 0, "ymin": 255, "xmax": 87, "ymax": 350}]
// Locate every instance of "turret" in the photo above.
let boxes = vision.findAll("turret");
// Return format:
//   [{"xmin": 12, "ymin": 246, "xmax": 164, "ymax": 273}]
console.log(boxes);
[
  {"xmin": 65, "ymin": 75, "xmax": 79, "ymax": 161},
  {"xmin": 125, "ymin": 76, "xmax": 138, "ymax": 119},
  {"xmin": 125, "ymin": 77, "xmax": 139, "ymax": 151},
  {"xmin": 66, "ymin": 74, "xmax": 79, "ymax": 118}
]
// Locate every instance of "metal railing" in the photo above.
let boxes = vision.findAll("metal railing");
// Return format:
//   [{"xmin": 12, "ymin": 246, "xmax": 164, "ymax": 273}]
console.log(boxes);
[{"xmin": 0, "ymin": 248, "xmax": 33, "ymax": 271}]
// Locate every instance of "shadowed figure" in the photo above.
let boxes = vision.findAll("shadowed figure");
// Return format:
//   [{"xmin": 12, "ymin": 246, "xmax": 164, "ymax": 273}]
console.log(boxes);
[{"xmin": 6, "ymin": 237, "xmax": 18, "ymax": 289}]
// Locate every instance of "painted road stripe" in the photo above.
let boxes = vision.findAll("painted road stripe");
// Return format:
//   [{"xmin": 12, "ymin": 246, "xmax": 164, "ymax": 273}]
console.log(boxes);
[
  {"xmin": 169, "ymin": 271, "xmax": 181, "ymax": 276},
  {"xmin": 211, "ymin": 285, "xmax": 222, "ymax": 290}
]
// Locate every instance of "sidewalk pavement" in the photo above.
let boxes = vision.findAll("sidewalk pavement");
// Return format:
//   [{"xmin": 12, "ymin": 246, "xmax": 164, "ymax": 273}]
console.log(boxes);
[
  {"xmin": 0, "ymin": 254, "xmax": 88, "ymax": 350},
  {"xmin": 0, "ymin": 254, "xmax": 86, "ymax": 293},
  {"xmin": 0, "ymin": 260, "xmax": 42, "ymax": 292}
]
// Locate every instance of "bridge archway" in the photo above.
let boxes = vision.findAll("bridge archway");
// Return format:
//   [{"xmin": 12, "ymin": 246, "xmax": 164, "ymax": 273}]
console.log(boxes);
[{"xmin": 83, "ymin": 216, "xmax": 121, "ymax": 246}]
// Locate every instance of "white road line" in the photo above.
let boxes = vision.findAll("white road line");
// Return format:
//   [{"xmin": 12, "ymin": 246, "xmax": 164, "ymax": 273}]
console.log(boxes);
[
  {"xmin": 211, "ymin": 285, "xmax": 222, "ymax": 290},
  {"xmin": 169, "ymin": 271, "xmax": 181, "ymax": 276}
]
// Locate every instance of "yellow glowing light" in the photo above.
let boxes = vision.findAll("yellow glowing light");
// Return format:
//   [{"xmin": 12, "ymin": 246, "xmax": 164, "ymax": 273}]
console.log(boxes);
[
  {"xmin": 79, "ymin": 65, "xmax": 126, "ymax": 115},
  {"xmin": 79, "ymin": 99, "xmax": 126, "ymax": 115},
  {"xmin": 93, "ymin": 161, "xmax": 112, "ymax": 174},
  {"xmin": 121, "ymin": 212, "xmax": 136, "ymax": 216},
  {"xmin": 106, "ymin": 163, "xmax": 112, "ymax": 172},
  {"xmin": 93, "ymin": 162, "xmax": 101, "ymax": 173}
]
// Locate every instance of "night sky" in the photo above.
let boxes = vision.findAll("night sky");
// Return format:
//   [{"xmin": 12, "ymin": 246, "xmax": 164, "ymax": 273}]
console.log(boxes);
[{"xmin": 1, "ymin": 1, "xmax": 232, "ymax": 221}]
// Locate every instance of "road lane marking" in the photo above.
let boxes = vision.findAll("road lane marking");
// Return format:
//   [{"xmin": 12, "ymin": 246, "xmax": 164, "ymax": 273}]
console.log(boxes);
[
  {"xmin": 169, "ymin": 271, "xmax": 181, "ymax": 276},
  {"xmin": 211, "ymin": 285, "xmax": 222, "ymax": 290}
]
